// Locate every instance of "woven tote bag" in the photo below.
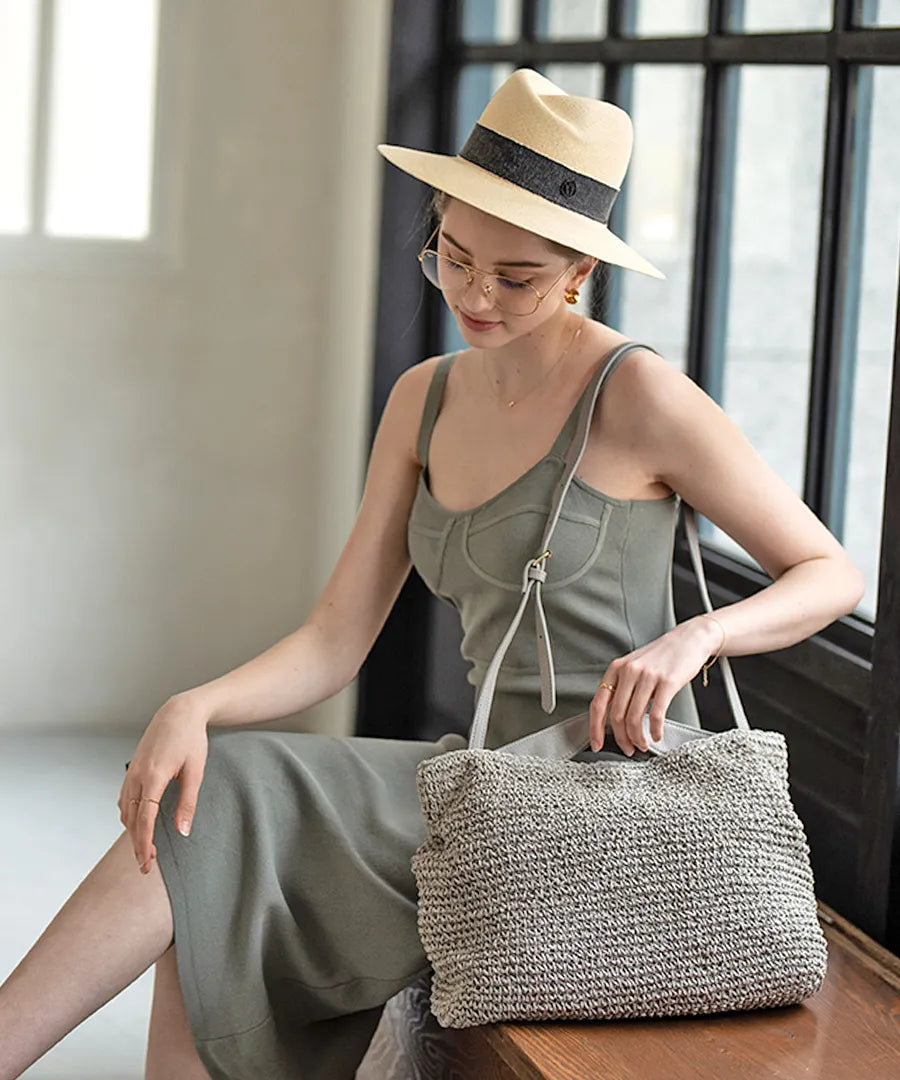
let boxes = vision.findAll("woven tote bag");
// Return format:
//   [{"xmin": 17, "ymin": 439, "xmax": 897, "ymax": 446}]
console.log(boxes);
[{"xmin": 410, "ymin": 342, "xmax": 829, "ymax": 1029}]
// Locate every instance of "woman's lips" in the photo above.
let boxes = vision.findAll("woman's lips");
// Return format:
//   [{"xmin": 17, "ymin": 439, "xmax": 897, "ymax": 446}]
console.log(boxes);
[{"xmin": 459, "ymin": 311, "xmax": 500, "ymax": 332}]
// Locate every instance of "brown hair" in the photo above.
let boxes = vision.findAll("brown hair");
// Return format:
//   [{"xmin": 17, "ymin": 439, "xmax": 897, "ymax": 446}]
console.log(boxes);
[{"xmin": 427, "ymin": 188, "xmax": 596, "ymax": 267}]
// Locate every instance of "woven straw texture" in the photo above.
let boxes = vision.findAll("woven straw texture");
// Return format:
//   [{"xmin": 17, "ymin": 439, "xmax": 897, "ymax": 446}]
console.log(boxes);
[{"xmin": 411, "ymin": 727, "xmax": 828, "ymax": 1028}]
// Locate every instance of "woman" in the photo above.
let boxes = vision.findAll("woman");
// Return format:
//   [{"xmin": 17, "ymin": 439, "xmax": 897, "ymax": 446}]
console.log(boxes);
[{"xmin": 0, "ymin": 69, "xmax": 864, "ymax": 1080}]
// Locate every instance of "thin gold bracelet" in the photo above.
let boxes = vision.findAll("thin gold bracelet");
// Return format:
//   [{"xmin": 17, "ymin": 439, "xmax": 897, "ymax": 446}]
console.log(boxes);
[{"xmin": 700, "ymin": 614, "xmax": 726, "ymax": 687}]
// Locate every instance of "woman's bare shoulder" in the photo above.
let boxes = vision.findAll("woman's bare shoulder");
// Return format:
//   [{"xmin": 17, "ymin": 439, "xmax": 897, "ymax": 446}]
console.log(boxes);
[{"xmin": 405, "ymin": 349, "xmax": 469, "ymax": 381}]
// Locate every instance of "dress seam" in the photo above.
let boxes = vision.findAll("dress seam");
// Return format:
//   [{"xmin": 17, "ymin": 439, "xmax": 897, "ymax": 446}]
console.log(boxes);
[
  {"xmin": 193, "ymin": 966, "xmax": 434, "ymax": 1045},
  {"xmin": 154, "ymin": 813, "xmax": 210, "ymax": 1034},
  {"xmin": 620, "ymin": 501, "xmax": 637, "ymax": 652},
  {"xmin": 435, "ymin": 518, "xmax": 454, "ymax": 594},
  {"xmin": 279, "ymin": 964, "xmax": 432, "ymax": 993},
  {"xmin": 196, "ymin": 1012, "xmax": 276, "ymax": 1043},
  {"xmin": 467, "ymin": 662, "xmax": 618, "ymax": 674}
]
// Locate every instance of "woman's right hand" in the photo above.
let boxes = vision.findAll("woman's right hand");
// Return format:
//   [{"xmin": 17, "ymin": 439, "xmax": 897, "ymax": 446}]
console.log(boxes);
[{"xmin": 118, "ymin": 693, "xmax": 211, "ymax": 874}]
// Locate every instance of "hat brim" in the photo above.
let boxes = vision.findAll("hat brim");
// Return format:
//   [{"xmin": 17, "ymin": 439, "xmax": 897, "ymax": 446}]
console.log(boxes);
[{"xmin": 377, "ymin": 144, "xmax": 665, "ymax": 281}]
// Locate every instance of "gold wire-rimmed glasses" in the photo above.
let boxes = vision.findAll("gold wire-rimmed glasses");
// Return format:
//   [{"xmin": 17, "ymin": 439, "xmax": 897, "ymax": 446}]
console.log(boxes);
[{"xmin": 417, "ymin": 223, "xmax": 576, "ymax": 317}]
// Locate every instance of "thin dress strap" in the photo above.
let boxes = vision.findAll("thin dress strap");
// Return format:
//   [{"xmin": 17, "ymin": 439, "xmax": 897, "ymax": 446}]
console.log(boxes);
[
  {"xmin": 416, "ymin": 352, "xmax": 458, "ymax": 469},
  {"xmin": 560, "ymin": 340, "xmax": 661, "ymax": 466},
  {"xmin": 547, "ymin": 340, "xmax": 660, "ymax": 460},
  {"xmin": 416, "ymin": 341, "xmax": 660, "ymax": 472}
]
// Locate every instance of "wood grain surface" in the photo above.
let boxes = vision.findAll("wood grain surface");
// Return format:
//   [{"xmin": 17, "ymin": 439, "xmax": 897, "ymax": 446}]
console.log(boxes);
[{"xmin": 357, "ymin": 906, "xmax": 900, "ymax": 1079}]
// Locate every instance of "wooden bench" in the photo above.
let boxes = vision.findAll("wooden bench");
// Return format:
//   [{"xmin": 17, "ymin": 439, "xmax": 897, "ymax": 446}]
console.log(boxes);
[{"xmin": 356, "ymin": 900, "xmax": 900, "ymax": 1079}]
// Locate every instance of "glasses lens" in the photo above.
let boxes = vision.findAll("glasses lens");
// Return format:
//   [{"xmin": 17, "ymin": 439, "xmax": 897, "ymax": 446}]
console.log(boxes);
[
  {"xmin": 420, "ymin": 250, "xmax": 466, "ymax": 291},
  {"xmin": 419, "ymin": 251, "xmax": 540, "ymax": 315},
  {"xmin": 486, "ymin": 273, "xmax": 540, "ymax": 316}
]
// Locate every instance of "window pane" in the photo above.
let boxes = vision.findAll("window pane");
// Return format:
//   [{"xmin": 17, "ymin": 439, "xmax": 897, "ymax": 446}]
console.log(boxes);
[
  {"xmin": 631, "ymin": 0, "xmax": 707, "ymax": 36},
  {"xmin": 461, "ymin": 0, "xmax": 520, "ymax": 43},
  {"xmin": 619, "ymin": 65, "xmax": 704, "ymax": 374},
  {"xmin": 708, "ymin": 65, "xmax": 828, "ymax": 569},
  {"xmin": 730, "ymin": 0, "xmax": 832, "ymax": 32},
  {"xmin": 539, "ymin": 62, "xmax": 603, "ymax": 100},
  {"xmin": 855, "ymin": 0, "xmax": 900, "ymax": 25},
  {"xmin": 839, "ymin": 66, "xmax": 900, "ymax": 622},
  {"xmin": 535, "ymin": 0, "xmax": 607, "ymax": 39},
  {"xmin": 0, "ymin": 0, "xmax": 40, "ymax": 234},
  {"xmin": 44, "ymin": 0, "xmax": 159, "ymax": 238},
  {"xmin": 452, "ymin": 63, "xmax": 516, "ymax": 154}
]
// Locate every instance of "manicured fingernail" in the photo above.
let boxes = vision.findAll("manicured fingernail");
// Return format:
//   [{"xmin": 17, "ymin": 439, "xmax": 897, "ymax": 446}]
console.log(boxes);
[{"xmin": 178, "ymin": 821, "xmax": 190, "ymax": 836}]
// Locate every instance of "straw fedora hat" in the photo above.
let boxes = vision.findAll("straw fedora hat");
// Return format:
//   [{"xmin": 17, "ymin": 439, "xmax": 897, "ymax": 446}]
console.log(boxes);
[{"xmin": 376, "ymin": 67, "xmax": 664, "ymax": 280}]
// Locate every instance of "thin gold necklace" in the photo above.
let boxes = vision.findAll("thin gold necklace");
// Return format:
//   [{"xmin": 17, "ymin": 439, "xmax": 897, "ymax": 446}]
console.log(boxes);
[{"xmin": 482, "ymin": 316, "xmax": 585, "ymax": 409}]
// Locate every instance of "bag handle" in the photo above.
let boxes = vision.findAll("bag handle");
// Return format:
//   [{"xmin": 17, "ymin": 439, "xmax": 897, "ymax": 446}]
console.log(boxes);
[{"xmin": 466, "ymin": 341, "xmax": 750, "ymax": 757}]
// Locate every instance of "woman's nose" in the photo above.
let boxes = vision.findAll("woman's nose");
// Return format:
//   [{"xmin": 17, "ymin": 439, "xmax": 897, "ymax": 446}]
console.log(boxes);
[{"xmin": 463, "ymin": 274, "xmax": 497, "ymax": 312}]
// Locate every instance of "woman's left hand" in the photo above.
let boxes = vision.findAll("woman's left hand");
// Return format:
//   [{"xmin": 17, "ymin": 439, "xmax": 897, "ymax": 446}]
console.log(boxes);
[{"xmin": 590, "ymin": 616, "xmax": 720, "ymax": 755}]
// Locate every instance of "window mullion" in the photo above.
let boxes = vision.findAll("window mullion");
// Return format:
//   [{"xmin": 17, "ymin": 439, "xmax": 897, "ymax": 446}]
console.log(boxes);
[
  {"xmin": 805, "ymin": 8, "xmax": 856, "ymax": 532},
  {"xmin": 686, "ymin": 57, "xmax": 732, "ymax": 406}
]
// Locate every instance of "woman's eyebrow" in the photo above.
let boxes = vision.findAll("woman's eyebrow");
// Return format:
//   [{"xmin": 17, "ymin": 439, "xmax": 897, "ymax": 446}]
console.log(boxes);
[{"xmin": 440, "ymin": 229, "xmax": 547, "ymax": 269}]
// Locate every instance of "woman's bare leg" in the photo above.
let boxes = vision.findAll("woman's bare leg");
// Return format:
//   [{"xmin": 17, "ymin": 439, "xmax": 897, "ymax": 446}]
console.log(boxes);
[
  {"xmin": 145, "ymin": 944, "xmax": 211, "ymax": 1080},
  {"xmin": 0, "ymin": 829, "xmax": 175, "ymax": 1080}
]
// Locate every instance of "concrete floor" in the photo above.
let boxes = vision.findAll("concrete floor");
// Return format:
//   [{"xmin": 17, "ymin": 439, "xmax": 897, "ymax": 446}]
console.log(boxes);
[{"xmin": 0, "ymin": 734, "xmax": 151, "ymax": 1079}]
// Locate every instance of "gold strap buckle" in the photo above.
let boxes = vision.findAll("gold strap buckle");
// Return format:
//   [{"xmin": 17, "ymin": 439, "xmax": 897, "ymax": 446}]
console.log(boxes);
[{"xmin": 530, "ymin": 548, "xmax": 552, "ymax": 567}]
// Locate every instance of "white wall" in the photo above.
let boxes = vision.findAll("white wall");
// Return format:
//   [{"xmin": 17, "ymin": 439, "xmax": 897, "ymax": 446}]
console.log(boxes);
[{"xmin": 0, "ymin": 0, "xmax": 392, "ymax": 735}]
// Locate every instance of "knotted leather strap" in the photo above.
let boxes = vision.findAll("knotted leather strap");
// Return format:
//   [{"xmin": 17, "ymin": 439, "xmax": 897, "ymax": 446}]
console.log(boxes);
[{"xmin": 467, "ymin": 342, "xmax": 750, "ymax": 754}]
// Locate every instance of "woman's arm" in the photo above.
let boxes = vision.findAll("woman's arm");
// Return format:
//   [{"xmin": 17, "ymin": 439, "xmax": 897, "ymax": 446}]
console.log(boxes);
[
  {"xmin": 172, "ymin": 358, "xmax": 441, "ymax": 729},
  {"xmin": 590, "ymin": 349, "xmax": 866, "ymax": 755},
  {"xmin": 632, "ymin": 348, "xmax": 865, "ymax": 650}
]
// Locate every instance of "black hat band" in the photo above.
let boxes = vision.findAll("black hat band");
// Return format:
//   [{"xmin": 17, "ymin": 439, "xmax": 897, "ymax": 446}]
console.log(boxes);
[{"xmin": 458, "ymin": 123, "xmax": 619, "ymax": 225}]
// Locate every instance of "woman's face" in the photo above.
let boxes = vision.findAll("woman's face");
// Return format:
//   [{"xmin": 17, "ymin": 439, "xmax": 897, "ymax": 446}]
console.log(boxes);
[{"xmin": 436, "ymin": 200, "xmax": 588, "ymax": 345}]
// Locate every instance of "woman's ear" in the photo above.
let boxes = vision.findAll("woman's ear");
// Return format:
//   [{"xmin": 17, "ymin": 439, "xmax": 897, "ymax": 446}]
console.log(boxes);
[{"xmin": 570, "ymin": 256, "xmax": 598, "ymax": 291}]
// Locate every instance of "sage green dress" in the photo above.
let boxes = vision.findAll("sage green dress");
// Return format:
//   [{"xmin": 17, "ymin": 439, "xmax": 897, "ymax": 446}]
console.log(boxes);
[{"xmin": 148, "ymin": 340, "xmax": 701, "ymax": 1079}]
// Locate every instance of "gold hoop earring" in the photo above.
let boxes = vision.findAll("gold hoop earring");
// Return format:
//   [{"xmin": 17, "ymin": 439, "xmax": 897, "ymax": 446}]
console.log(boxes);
[{"xmin": 564, "ymin": 288, "xmax": 579, "ymax": 304}]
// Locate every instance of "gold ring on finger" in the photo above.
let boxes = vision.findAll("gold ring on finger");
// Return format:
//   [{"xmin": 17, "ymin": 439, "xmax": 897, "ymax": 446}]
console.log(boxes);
[{"xmin": 598, "ymin": 681, "xmax": 616, "ymax": 692}]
